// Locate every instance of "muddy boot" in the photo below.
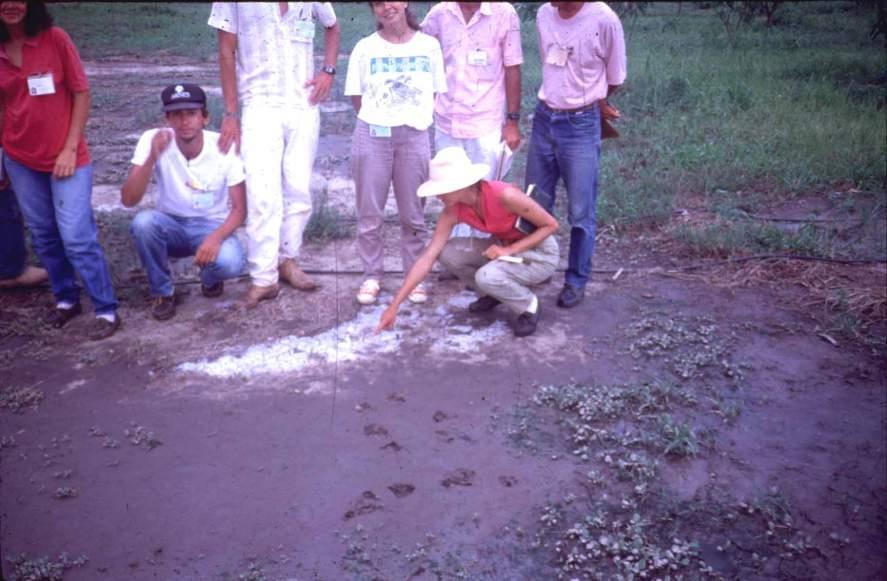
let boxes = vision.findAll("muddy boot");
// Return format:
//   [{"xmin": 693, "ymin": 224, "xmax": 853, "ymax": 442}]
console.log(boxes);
[
  {"xmin": 87, "ymin": 315, "xmax": 122, "ymax": 341},
  {"xmin": 201, "ymin": 281, "xmax": 224, "ymax": 298},
  {"xmin": 513, "ymin": 307, "xmax": 540, "ymax": 337},
  {"xmin": 468, "ymin": 295, "xmax": 501, "ymax": 313},
  {"xmin": 279, "ymin": 259, "xmax": 317, "ymax": 291},
  {"xmin": 0, "ymin": 266, "xmax": 48, "ymax": 288},
  {"xmin": 46, "ymin": 303, "xmax": 83, "ymax": 328},
  {"xmin": 242, "ymin": 283, "xmax": 280, "ymax": 309},
  {"xmin": 151, "ymin": 295, "xmax": 178, "ymax": 321}
]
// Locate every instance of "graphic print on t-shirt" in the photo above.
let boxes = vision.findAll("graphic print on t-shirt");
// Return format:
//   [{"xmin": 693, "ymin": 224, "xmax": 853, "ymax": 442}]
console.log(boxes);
[{"xmin": 366, "ymin": 56, "xmax": 431, "ymax": 109}]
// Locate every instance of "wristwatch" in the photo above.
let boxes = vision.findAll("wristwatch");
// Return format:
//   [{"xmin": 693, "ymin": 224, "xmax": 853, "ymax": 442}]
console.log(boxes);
[
  {"xmin": 321, "ymin": 65, "xmax": 336, "ymax": 75},
  {"xmin": 506, "ymin": 111, "xmax": 520, "ymax": 122}
]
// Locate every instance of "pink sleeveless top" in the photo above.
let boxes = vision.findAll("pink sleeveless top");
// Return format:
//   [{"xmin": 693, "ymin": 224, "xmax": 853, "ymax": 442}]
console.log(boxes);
[{"xmin": 454, "ymin": 181, "xmax": 524, "ymax": 243}]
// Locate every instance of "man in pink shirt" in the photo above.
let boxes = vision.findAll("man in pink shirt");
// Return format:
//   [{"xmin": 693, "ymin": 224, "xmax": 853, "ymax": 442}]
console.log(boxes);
[
  {"xmin": 421, "ymin": 2, "xmax": 523, "ymax": 240},
  {"xmin": 525, "ymin": 1, "xmax": 626, "ymax": 308}
]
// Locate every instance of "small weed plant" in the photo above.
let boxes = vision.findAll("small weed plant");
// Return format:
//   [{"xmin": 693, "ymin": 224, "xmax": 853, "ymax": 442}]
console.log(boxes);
[
  {"xmin": 0, "ymin": 384, "xmax": 45, "ymax": 413},
  {"xmin": 6, "ymin": 553, "xmax": 88, "ymax": 581}
]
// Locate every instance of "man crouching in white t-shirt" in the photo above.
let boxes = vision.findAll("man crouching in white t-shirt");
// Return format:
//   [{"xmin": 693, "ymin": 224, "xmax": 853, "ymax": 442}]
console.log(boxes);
[{"xmin": 121, "ymin": 83, "xmax": 247, "ymax": 321}]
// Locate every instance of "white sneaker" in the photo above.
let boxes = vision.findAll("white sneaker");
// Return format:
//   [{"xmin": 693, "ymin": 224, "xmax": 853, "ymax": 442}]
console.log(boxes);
[
  {"xmin": 357, "ymin": 279, "xmax": 381, "ymax": 305},
  {"xmin": 408, "ymin": 283, "xmax": 429, "ymax": 304}
]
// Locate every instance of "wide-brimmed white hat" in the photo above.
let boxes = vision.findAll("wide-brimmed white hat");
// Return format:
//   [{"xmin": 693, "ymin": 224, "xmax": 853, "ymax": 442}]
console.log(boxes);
[{"xmin": 417, "ymin": 147, "xmax": 490, "ymax": 198}]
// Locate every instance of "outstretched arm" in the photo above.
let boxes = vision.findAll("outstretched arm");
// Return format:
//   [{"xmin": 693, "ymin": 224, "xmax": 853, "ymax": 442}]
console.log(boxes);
[{"xmin": 376, "ymin": 209, "xmax": 459, "ymax": 332}]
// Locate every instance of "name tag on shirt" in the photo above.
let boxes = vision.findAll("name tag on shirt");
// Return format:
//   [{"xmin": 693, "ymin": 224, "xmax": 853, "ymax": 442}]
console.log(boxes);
[
  {"xmin": 369, "ymin": 124, "xmax": 391, "ymax": 138},
  {"xmin": 545, "ymin": 46, "xmax": 571, "ymax": 67},
  {"xmin": 27, "ymin": 73, "xmax": 55, "ymax": 96},
  {"xmin": 186, "ymin": 175, "xmax": 214, "ymax": 209},
  {"xmin": 292, "ymin": 19, "xmax": 315, "ymax": 41},
  {"xmin": 467, "ymin": 49, "xmax": 488, "ymax": 66},
  {"xmin": 192, "ymin": 191, "xmax": 215, "ymax": 210}
]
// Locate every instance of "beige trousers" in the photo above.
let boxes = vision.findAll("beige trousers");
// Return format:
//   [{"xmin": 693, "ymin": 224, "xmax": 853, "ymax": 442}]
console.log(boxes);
[
  {"xmin": 438, "ymin": 235, "xmax": 559, "ymax": 314},
  {"xmin": 351, "ymin": 120, "xmax": 429, "ymax": 279}
]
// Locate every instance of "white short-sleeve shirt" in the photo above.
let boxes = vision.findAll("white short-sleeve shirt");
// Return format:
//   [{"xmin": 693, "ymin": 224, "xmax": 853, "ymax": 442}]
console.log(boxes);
[
  {"xmin": 344, "ymin": 31, "xmax": 447, "ymax": 131},
  {"xmin": 131, "ymin": 129, "xmax": 246, "ymax": 222},
  {"xmin": 208, "ymin": 2, "xmax": 337, "ymax": 109}
]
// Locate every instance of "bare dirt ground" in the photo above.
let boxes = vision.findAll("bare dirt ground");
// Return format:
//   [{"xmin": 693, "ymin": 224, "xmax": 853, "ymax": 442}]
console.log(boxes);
[{"xmin": 1, "ymin": 57, "xmax": 885, "ymax": 581}]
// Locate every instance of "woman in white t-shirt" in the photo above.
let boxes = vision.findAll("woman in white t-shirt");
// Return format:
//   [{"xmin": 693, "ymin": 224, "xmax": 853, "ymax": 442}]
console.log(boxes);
[{"xmin": 344, "ymin": 1, "xmax": 447, "ymax": 306}]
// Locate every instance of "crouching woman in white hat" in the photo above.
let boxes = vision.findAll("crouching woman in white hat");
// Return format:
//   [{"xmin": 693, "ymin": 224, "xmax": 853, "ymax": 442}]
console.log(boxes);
[{"xmin": 375, "ymin": 147, "xmax": 559, "ymax": 337}]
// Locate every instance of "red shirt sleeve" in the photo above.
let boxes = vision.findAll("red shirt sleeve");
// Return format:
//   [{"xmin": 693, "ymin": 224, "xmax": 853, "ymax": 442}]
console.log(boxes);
[{"xmin": 51, "ymin": 27, "xmax": 89, "ymax": 93}]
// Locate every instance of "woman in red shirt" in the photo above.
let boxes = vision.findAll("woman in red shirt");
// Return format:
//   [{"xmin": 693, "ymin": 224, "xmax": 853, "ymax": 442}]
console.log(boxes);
[
  {"xmin": 376, "ymin": 147, "xmax": 560, "ymax": 337},
  {"xmin": 0, "ymin": 0, "xmax": 120, "ymax": 339}
]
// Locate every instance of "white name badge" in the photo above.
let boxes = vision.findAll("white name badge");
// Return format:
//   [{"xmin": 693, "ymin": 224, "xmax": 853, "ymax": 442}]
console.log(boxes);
[
  {"xmin": 369, "ymin": 124, "xmax": 391, "ymax": 138},
  {"xmin": 27, "ymin": 73, "xmax": 56, "ymax": 96},
  {"xmin": 292, "ymin": 19, "xmax": 315, "ymax": 41},
  {"xmin": 192, "ymin": 191, "xmax": 214, "ymax": 210},
  {"xmin": 468, "ymin": 49, "xmax": 488, "ymax": 66},
  {"xmin": 545, "ymin": 46, "xmax": 570, "ymax": 67}
]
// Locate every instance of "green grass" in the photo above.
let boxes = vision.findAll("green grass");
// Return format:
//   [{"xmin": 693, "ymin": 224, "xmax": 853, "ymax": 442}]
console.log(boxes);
[
  {"xmin": 52, "ymin": 2, "xmax": 886, "ymax": 259},
  {"xmin": 53, "ymin": 3, "xmax": 218, "ymax": 60},
  {"xmin": 606, "ymin": 2, "xmax": 885, "ymax": 226}
]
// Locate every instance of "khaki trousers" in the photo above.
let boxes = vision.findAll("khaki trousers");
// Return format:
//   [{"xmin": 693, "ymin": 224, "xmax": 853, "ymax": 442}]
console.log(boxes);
[
  {"xmin": 351, "ymin": 120, "xmax": 429, "ymax": 279},
  {"xmin": 438, "ymin": 235, "xmax": 559, "ymax": 314}
]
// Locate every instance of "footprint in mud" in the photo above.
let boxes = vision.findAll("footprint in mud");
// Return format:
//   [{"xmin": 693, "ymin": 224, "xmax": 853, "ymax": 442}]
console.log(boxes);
[
  {"xmin": 354, "ymin": 402, "xmax": 373, "ymax": 413},
  {"xmin": 435, "ymin": 429, "xmax": 476, "ymax": 444},
  {"xmin": 364, "ymin": 424, "xmax": 389, "ymax": 437},
  {"xmin": 344, "ymin": 490, "xmax": 383, "ymax": 520},
  {"xmin": 498, "ymin": 475, "xmax": 518, "ymax": 488},
  {"xmin": 380, "ymin": 440, "xmax": 403, "ymax": 452},
  {"xmin": 387, "ymin": 393, "xmax": 406, "ymax": 403},
  {"xmin": 441, "ymin": 468, "xmax": 476, "ymax": 488},
  {"xmin": 432, "ymin": 411, "xmax": 448, "ymax": 423},
  {"xmin": 387, "ymin": 483, "xmax": 415, "ymax": 498}
]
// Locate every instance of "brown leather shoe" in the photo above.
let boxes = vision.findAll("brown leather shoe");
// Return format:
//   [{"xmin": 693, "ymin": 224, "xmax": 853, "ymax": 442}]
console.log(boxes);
[
  {"xmin": 47, "ymin": 303, "xmax": 83, "ymax": 328},
  {"xmin": 87, "ymin": 315, "xmax": 121, "ymax": 341},
  {"xmin": 279, "ymin": 259, "xmax": 317, "ymax": 291},
  {"xmin": 242, "ymin": 283, "xmax": 280, "ymax": 309},
  {"xmin": 0, "ymin": 266, "xmax": 48, "ymax": 288},
  {"xmin": 201, "ymin": 281, "xmax": 224, "ymax": 298}
]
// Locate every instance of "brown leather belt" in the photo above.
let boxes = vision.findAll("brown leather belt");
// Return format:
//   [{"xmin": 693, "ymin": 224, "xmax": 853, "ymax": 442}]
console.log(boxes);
[{"xmin": 540, "ymin": 100, "xmax": 598, "ymax": 114}]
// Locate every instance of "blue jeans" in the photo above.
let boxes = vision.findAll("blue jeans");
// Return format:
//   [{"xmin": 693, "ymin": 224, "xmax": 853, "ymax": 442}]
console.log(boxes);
[
  {"xmin": 4, "ymin": 156, "xmax": 118, "ymax": 315},
  {"xmin": 130, "ymin": 210, "xmax": 246, "ymax": 297},
  {"xmin": 525, "ymin": 101, "xmax": 601, "ymax": 288},
  {"xmin": 0, "ymin": 182, "xmax": 27, "ymax": 279}
]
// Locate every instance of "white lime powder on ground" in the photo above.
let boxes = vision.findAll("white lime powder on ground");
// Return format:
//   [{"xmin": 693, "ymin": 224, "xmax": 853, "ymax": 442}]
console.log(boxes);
[{"xmin": 179, "ymin": 291, "xmax": 509, "ymax": 378}]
